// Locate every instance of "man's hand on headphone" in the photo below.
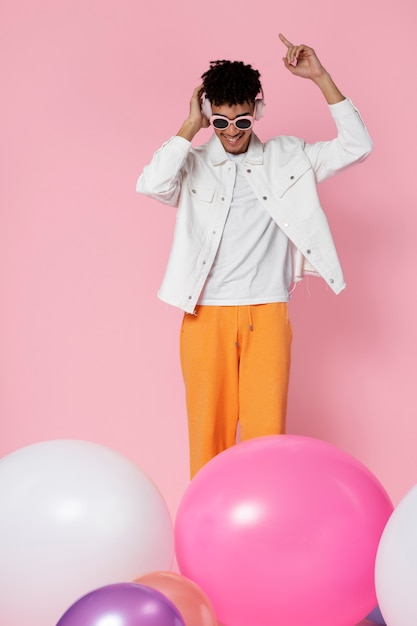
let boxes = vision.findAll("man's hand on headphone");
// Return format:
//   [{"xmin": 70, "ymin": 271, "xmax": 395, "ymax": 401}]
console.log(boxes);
[
  {"xmin": 177, "ymin": 85, "xmax": 209, "ymax": 142},
  {"xmin": 190, "ymin": 85, "xmax": 210, "ymax": 129}
]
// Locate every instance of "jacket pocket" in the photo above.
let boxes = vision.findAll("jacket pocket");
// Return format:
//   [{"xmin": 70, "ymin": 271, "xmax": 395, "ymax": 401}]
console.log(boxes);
[
  {"xmin": 276, "ymin": 156, "xmax": 313, "ymax": 198},
  {"xmin": 176, "ymin": 180, "xmax": 216, "ymax": 237},
  {"xmin": 186, "ymin": 180, "xmax": 215, "ymax": 203}
]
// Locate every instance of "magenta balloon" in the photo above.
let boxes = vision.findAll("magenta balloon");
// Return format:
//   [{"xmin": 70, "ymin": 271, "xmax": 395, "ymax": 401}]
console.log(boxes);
[
  {"xmin": 56, "ymin": 583, "xmax": 185, "ymax": 626},
  {"xmin": 175, "ymin": 435, "xmax": 393, "ymax": 626}
]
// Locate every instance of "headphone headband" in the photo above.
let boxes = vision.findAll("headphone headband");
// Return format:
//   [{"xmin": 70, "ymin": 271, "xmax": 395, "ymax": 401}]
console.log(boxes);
[{"xmin": 201, "ymin": 88, "xmax": 265, "ymax": 121}]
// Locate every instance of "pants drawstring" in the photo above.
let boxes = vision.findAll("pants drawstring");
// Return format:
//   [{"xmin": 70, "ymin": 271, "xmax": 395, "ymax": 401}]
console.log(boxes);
[
  {"xmin": 248, "ymin": 305, "xmax": 253, "ymax": 331},
  {"xmin": 235, "ymin": 305, "xmax": 254, "ymax": 347}
]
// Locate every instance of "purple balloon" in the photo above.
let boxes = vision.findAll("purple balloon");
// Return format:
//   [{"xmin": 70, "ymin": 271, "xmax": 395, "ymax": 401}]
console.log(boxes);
[
  {"xmin": 56, "ymin": 582, "xmax": 186, "ymax": 626},
  {"xmin": 366, "ymin": 605, "xmax": 386, "ymax": 625}
]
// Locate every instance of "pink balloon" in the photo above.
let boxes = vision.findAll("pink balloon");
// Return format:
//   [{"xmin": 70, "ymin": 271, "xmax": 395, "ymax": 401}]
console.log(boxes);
[
  {"xmin": 175, "ymin": 435, "xmax": 393, "ymax": 626},
  {"xmin": 135, "ymin": 571, "xmax": 217, "ymax": 626}
]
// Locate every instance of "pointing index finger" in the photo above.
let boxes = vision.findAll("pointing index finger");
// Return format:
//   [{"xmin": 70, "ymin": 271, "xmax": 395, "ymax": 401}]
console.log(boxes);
[{"xmin": 279, "ymin": 33, "xmax": 293, "ymax": 48}]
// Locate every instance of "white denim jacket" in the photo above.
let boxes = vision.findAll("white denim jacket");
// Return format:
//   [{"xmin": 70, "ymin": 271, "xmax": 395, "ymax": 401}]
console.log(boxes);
[{"xmin": 137, "ymin": 98, "xmax": 372, "ymax": 313}]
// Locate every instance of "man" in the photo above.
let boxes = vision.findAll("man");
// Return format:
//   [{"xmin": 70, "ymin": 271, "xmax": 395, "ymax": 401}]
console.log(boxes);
[{"xmin": 136, "ymin": 34, "xmax": 372, "ymax": 478}]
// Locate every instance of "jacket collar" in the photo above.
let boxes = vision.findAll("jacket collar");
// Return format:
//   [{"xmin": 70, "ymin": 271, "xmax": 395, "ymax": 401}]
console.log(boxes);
[{"xmin": 206, "ymin": 132, "xmax": 264, "ymax": 165}]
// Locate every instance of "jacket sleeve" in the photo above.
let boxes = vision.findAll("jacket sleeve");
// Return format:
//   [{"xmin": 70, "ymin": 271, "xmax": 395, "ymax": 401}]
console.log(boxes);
[
  {"xmin": 304, "ymin": 97, "xmax": 373, "ymax": 183},
  {"xmin": 136, "ymin": 136, "xmax": 192, "ymax": 207}
]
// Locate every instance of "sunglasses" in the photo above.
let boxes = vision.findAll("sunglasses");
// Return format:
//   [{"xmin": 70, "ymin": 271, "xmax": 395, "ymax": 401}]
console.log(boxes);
[{"xmin": 210, "ymin": 114, "xmax": 254, "ymax": 130}]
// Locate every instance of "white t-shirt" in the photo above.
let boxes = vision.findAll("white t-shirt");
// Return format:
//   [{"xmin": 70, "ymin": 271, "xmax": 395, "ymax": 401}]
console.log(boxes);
[{"xmin": 199, "ymin": 152, "xmax": 292, "ymax": 305}]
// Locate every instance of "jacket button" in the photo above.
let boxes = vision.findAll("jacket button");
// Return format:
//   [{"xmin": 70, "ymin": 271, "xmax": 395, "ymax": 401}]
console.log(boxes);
[
  {"xmin": 188, "ymin": 296, "xmax": 192, "ymax": 299},
  {"xmin": 290, "ymin": 175, "xmax": 295, "ymax": 180},
  {"xmin": 306, "ymin": 249, "xmax": 311, "ymax": 254},
  {"xmin": 329, "ymin": 278, "xmax": 334, "ymax": 284},
  {"xmin": 191, "ymin": 189, "xmax": 196, "ymax": 193},
  {"xmin": 247, "ymin": 169, "xmax": 252, "ymax": 173},
  {"xmin": 262, "ymin": 196, "xmax": 267, "ymax": 200},
  {"xmin": 284, "ymin": 222, "xmax": 289, "ymax": 228}
]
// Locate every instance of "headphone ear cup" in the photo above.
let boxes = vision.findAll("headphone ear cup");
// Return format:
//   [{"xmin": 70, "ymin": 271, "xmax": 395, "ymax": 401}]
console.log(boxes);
[
  {"xmin": 254, "ymin": 97, "xmax": 266, "ymax": 121},
  {"xmin": 201, "ymin": 94, "xmax": 212, "ymax": 119}
]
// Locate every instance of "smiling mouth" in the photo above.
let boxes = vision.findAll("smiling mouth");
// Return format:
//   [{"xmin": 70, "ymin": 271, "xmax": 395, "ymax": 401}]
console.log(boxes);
[{"xmin": 222, "ymin": 133, "xmax": 244, "ymax": 144}]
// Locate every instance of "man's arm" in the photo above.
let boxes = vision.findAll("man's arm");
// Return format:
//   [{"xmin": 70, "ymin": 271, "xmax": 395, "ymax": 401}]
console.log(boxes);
[
  {"xmin": 176, "ymin": 84, "xmax": 210, "ymax": 141},
  {"xmin": 137, "ymin": 86, "xmax": 208, "ymax": 204},
  {"xmin": 277, "ymin": 35, "xmax": 372, "ymax": 178}
]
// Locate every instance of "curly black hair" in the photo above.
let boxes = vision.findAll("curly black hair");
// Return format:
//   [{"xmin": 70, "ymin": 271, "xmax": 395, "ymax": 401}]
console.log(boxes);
[{"xmin": 201, "ymin": 60, "xmax": 262, "ymax": 106}]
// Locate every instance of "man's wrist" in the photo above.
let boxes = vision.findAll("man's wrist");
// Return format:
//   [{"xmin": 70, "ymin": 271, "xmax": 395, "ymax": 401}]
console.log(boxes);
[
  {"xmin": 177, "ymin": 118, "xmax": 201, "ymax": 142},
  {"xmin": 312, "ymin": 70, "xmax": 345, "ymax": 104}
]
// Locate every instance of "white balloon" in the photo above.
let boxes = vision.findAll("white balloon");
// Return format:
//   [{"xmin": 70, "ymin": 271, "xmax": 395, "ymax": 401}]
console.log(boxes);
[
  {"xmin": 375, "ymin": 483, "xmax": 417, "ymax": 626},
  {"xmin": 0, "ymin": 440, "xmax": 174, "ymax": 626}
]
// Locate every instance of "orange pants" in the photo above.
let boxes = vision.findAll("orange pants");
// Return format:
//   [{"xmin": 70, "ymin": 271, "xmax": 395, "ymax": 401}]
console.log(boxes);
[{"xmin": 180, "ymin": 303, "xmax": 292, "ymax": 477}]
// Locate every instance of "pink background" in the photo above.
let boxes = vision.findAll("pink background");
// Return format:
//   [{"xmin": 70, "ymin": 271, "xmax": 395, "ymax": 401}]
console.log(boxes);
[{"xmin": 1, "ymin": 0, "xmax": 416, "ymax": 521}]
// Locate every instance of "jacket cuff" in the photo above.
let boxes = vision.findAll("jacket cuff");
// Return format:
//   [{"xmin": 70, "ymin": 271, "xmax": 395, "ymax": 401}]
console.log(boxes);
[
  {"xmin": 163, "ymin": 135, "xmax": 192, "ymax": 151},
  {"xmin": 328, "ymin": 97, "xmax": 360, "ymax": 119}
]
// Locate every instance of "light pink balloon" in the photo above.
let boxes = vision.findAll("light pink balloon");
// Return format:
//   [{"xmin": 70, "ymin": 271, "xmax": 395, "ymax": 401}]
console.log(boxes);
[
  {"xmin": 135, "ymin": 571, "xmax": 217, "ymax": 626},
  {"xmin": 175, "ymin": 435, "xmax": 393, "ymax": 626}
]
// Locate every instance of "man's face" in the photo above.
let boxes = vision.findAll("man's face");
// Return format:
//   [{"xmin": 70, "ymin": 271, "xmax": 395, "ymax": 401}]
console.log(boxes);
[{"xmin": 211, "ymin": 101, "xmax": 255, "ymax": 154}]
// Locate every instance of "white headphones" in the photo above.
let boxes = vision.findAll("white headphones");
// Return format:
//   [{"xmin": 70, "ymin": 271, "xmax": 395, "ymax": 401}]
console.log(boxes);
[{"xmin": 201, "ymin": 88, "xmax": 266, "ymax": 121}]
